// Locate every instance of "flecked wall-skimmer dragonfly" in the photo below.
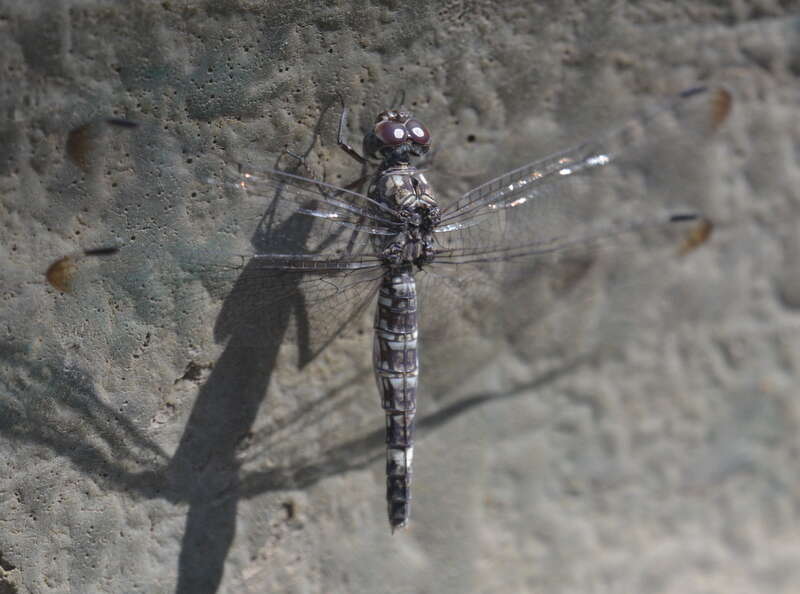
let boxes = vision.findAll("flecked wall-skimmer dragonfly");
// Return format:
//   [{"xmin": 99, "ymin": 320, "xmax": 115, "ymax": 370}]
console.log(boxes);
[{"xmin": 48, "ymin": 86, "xmax": 731, "ymax": 531}]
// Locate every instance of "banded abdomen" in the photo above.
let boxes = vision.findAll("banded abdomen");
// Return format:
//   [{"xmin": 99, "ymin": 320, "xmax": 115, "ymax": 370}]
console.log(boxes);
[{"xmin": 373, "ymin": 266, "xmax": 418, "ymax": 531}]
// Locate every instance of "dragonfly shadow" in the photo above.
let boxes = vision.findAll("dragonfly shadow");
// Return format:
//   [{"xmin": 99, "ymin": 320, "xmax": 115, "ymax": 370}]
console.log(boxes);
[
  {"xmin": 0, "ymin": 331, "xmax": 590, "ymax": 592},
  {"xmin": 5, "ymin": 101, "xmax": 365, "ymax": 593},
  {"xmin": 168, "ymin": 107, "xmax": 341, "ymax": 592}
]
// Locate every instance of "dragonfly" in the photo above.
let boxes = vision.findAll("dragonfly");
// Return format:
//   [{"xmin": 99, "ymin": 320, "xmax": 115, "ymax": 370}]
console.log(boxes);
[{"xmin": 47, "ymin": 85, "xmax": 731, "ymax": 531}]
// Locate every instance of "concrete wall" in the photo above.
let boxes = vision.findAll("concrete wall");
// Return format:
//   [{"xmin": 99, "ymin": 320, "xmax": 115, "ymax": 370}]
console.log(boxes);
[{"xmin": 1, "ymin": 2, "xmax": 798, "ymax": 593}]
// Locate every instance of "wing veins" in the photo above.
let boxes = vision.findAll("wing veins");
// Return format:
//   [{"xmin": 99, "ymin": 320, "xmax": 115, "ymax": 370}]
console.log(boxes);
[
  {"xmin": 433, "ymin": 211, "xmax": 697, "ymax": 265},
  {"xmin": 231, "ymin": 167, "xmax": 402, "ymax": 231},
  {"xmin": 440, "ymin": 87, "xmax": 718, "ymax": 227}
]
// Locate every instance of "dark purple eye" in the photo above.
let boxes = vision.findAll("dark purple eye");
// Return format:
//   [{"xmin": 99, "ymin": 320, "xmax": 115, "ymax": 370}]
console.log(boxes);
[
  {"xmin": 405, "ymin": 119, "xmax": 430, "ymax": 145},
  {"xmin": 375, "ymin": 121, "xmax": 408, "ymax": 145}
]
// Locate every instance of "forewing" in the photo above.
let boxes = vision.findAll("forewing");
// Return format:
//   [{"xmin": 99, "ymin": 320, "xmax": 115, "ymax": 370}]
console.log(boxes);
[
  {"xmin": 220, "ymin": 165, "xmax": 403, "ymax": 241},
  {"xmin": 435, "ymin": 86, "xmax": 731, "ymax": 264}
]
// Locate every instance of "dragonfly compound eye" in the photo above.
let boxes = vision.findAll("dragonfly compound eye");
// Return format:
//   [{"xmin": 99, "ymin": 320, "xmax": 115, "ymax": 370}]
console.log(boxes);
[
  {"xmin": 405, "ymin": 119, "xmax": 431, "ymax": 145},
  {"xmin": 375, "ymin": 120, "xmax": 408, "ymax": 145}
]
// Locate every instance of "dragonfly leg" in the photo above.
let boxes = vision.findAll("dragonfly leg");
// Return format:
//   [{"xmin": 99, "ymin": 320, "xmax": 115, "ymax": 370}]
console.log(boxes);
[{"xmin": 337, "ymin": 103, "xmax": 368, "ymax": 165}]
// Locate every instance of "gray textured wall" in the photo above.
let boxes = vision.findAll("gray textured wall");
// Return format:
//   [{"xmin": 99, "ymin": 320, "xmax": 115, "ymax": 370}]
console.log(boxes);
[{"xmin": 1, "ymin": 2, "xmax": 799, "ymax": 593}]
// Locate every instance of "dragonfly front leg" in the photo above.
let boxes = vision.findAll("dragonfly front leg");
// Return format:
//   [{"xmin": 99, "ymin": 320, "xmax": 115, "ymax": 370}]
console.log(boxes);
[{"xmin": 337, "ymin": 105, "xmax": 368, "ymax": 165}]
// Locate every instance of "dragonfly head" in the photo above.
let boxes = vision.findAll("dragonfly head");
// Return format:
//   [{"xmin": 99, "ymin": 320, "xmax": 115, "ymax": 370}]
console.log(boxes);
[{"xmin": 364, "ymin": 110, "xmax": 431, "ymax": 165}]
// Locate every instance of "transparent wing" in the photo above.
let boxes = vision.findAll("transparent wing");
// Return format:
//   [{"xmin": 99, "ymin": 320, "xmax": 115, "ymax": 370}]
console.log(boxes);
[
  {"xmin": 74, "ymin": 117, "xmax": 404, "ymax": 250},
  {"xmin": 220, "ymin": 165, "xmax": 403, "ymax": 238},
  {"xmin": 434, "ymin": 86, "xmax": 731, "ymax": 264}
]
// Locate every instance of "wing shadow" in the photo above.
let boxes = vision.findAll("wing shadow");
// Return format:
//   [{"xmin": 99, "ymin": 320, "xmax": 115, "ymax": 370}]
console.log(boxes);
[{"xmin": 0, "ymin": 330, "xmax": 589, "ymax": 592}]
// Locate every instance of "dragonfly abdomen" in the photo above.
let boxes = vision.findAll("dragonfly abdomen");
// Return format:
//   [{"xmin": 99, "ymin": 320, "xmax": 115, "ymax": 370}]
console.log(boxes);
[{"xmin": 373, "ymin": 266, "xmax": 418, "ymax": 531}]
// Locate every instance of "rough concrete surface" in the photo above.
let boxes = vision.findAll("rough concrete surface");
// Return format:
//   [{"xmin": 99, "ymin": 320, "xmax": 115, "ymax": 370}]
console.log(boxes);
[{"xmin": 1, "ymin": 1, "xmax": 798, "ymax": 593}]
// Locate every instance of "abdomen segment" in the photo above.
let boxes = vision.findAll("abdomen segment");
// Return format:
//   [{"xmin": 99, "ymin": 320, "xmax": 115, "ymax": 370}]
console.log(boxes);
[{"xmin": 373, "ymin": 266, "xmax": 418, "ymax": 531}]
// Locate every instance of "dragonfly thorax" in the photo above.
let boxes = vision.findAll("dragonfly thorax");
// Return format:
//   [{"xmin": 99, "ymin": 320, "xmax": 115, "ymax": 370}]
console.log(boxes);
[
  {"xmin": 370, "ymin": 163, "xmax": 440, "ymax": 270},
  {"xmin": 381, "ymin": 226, "xmax": 437, "ymax": 270}
]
